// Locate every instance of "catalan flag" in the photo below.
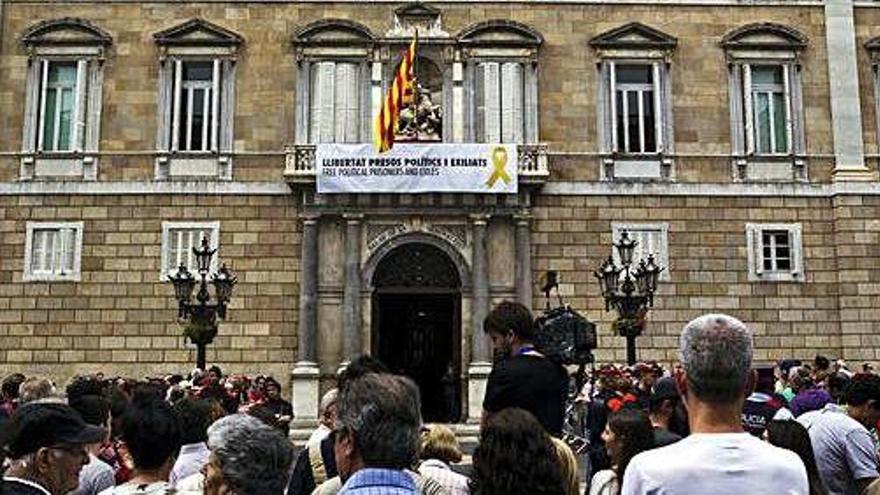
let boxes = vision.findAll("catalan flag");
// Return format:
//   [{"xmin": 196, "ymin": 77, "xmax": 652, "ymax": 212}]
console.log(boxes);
[{"xmin": 374, "ymin": 37, "xmax": 417, "ymax": 153}]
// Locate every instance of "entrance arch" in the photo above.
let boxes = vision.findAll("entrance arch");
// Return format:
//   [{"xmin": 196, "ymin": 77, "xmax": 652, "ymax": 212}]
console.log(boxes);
[{"xmin": 370, "ymin": 241, "xmax": 463, "ymax": 422}]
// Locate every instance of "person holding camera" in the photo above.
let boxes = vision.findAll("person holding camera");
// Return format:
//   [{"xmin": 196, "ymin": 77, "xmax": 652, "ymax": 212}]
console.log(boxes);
[{"xmin": 481, "ymin": 301, "xmax": 568, "ymax": 436}]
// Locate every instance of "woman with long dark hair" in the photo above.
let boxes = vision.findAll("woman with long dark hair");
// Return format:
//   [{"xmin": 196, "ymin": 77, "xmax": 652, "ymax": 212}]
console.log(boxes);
[
  {"xmin": 470, "ymin": 408, "xmax": 566, "ymax": 495},
  {"xmin": 766, "ymin": 420, "xmax": 828, "ymax": 495},
  {"xmin": 589, "ymin": 409, "xmax": 656, "ymax": 495}
]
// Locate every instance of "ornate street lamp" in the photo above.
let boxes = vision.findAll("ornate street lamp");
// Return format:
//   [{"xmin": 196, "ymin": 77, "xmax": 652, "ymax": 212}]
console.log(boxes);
[
  {"xmin": 594, "ymin": 231, "xmax": 664, "ymax": 365},
  {"xmin": 168, "ymin": 235, "xmax": 237, "ymax": 370}
]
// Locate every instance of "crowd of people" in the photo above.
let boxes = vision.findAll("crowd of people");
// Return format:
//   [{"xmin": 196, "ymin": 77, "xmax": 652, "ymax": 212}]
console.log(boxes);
[{"xmin": 1, "ymin": 302, "xmax": 880, "ymax": 495}]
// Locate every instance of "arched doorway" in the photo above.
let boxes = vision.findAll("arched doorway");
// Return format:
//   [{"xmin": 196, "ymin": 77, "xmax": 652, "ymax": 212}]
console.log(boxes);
[{"xmin": 371, "ymin": 242, "xmax": 462, "ymax": 422}]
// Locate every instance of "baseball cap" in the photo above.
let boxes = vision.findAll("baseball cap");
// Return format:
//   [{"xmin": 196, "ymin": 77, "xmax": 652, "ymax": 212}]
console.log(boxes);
[{"xmin": 4, "ymin": 402, "xmax": 106, "ymax": 458}]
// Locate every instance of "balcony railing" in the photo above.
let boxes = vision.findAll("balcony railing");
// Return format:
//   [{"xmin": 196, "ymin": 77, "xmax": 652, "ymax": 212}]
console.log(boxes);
[{"xmin": 284, "ymin": 143, "xmax": 550, "ymax": 185}]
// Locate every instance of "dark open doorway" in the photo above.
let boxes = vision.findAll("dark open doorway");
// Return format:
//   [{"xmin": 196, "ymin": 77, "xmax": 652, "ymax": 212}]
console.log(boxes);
[{"xmin": 372, "ymin": 242, "xmax": 462, "ymax": 423}]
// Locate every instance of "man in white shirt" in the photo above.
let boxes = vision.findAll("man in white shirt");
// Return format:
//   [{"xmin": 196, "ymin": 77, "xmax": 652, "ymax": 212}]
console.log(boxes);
[{"xmin": 623, "ymin": 314, "xmax": 808, "ymax": 495}]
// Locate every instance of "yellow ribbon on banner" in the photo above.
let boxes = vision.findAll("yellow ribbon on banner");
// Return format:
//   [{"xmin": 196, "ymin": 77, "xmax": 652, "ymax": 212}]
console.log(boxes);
[{"xmin": 486, "ymin": 146, "xmax": 512, "ymax": 188}]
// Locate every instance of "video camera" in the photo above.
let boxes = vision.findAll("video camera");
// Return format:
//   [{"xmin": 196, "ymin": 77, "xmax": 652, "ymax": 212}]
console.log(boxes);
[{"xmin": 534, "ymin": 271, "xmax": 597, "ymax": 366}]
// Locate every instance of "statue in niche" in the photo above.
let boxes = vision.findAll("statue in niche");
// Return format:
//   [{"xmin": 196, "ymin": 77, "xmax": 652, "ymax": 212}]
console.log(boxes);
[
  {"xmin": 396, "ymin": 56, "xmax": 443, "ymax": 142},
  {"xmin": 398, "ymin": 84, "xmax": 442, "ymax": 141}
]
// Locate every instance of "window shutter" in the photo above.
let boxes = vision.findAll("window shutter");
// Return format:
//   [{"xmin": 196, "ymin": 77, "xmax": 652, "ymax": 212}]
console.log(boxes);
[
  {"xmin": 742, "ymin": 64, "xmax": 755, "ymax": 155},
  {"xmin": 211, "ymin": 59, "xmax": 221, "ymax": 152},
  {"xmin": 474, "ymin": 63, "xmax": 485, "ymax": 142},
  {"xmin": 652, "ymin": 62, "xmax": 664, "ymax": 153},
  {"xmin": 501, "ymin": 62, "xmax": 524, "ymax": 143},
  {"xmin": 782, "ymin": 64, "xmax": 793, "ymax": 154},
  {"xmin": 173, "ymin": 230, "xmax": 184, "ymax": 272},
  {"xmin": 640, "ymin": 230, "xmax": 654, "ymax": 263},
  {"xmin": 64, "ymin": 228, "xmax": 76, "ymax": 274},
  {"xmin": 171, "ymin": 59, "xmax": 183, "ymax": 152},
  {"xmin": 335, "ymin": 63, "xmax": 360, "ymax": 143},
  {"xmin": 597, "ymin": 62, "xmax": 610, "ymax": 152},
  {"xmin": 483, "ymin": 63, "xmax": 501, "ymax": 143},
  {"xmin": 37, "ymin": 60, "xmax": 50, "ymax": 152},
  {"xmin": 57, "ymin": 228, "xmax": 69, "ymax": 274},
  {"xmin": 187, "ymin": 230, "xmax": 198, "ymax": 270},
  {"xmin": 320, "ymin": 62, "xmax": 337, "ymax": 143},
  {"xmin": 32, "ymin": 230, "xmax": 46, "ymax": 272},
  {"xmin": 609, "ymin": 61, "xmax": 618, "ymax": 152},
  {"xmin": 46, "ymin": 229, "xmax": 61, "ymax": 273},
  {"xmin": 347, "ymin": 64, "xmax": 361, "ymax": 142},
  {"xmin": 71, "ymin": 60, "xmax": 88, "ymax": 153},
  {"xmin": 790, "ymin": 226, "xmax": 803, "ymax": 277},
  {"xmin": 751, "ymin": 227, "xmax": 764, "ymax": 276},
  {"xmin": 333, "ymin": 63, "xmax": 347, "ymax": 142},
  {"xmin": 309, "ymin": 64, "xmax": 322, "ymax": 144}
]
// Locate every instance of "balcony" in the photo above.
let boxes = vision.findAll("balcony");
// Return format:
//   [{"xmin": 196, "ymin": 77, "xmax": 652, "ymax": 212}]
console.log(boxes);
[{"xmin": 283, "ymin": 143, "xmax": 550, "ymax": 186}]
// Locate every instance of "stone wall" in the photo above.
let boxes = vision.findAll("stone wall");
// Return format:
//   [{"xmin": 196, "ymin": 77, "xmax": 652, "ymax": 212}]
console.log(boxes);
[
  {"xmin": 832, "ymin": 194, "xmax": 880, "ymax": 362},
  {"xmin": 0, "ymin": 193, "xmax": 300, "ymax": 383},
  {"xmin": 0, "ymin": 2, "xmax": 837, "ymax": 183},
  {"xmin": 530, "ymin": 194, "xmax": 840, "ymax": 365}
]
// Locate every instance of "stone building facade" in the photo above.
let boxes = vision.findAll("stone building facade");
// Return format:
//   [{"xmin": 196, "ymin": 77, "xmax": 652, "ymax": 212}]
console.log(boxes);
[{"xmin": 1, "ymin": 0, "xmax": 880, "ymax": 423}]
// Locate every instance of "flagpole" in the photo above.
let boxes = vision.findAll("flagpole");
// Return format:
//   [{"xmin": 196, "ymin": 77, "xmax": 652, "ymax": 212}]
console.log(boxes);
[{"xmin": 411, "ymin": 29, "xmax": 419, "ymax": 136}]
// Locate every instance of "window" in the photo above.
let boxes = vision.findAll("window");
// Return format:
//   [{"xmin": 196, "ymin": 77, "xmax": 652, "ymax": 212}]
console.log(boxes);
[
  {"xmin": 746, "ymin": 223, "xmax": 804, "ymax": 282},
  {"xmin": 39, "ymin": 62, "xmax": 81, "ymax": 152},
  {"xmin": 154, "ymin": 19, "xmax": 242, "ymax": 180},
  {"xmin": 23, "ymin": 222, "xmax": 84, "ymax": 282},
  {"xmin": 161, "ymin": 222, "xmax": 220, "ymax": 280},
  {"xmin": 722, "ymin": 23, "xmax": 807, "ymax": 181},
  {"xmin": 20, "ymin": 18, "xmax": 110, "ymax": 180},
  {"xmin": 172, "ymin": 60, "xmax": 221, "ymax": 153},
  {"xmin": 293, "ymin": 20, "xmax": 374, "ymax": 146},
  {"xmin": 308, "ymin": 61, "xmax": 361, "ymax": 143},
  {"xmin": 460, "ymin": 20, "xmax": 542, "ymax": 145},
  {"xmin": 590, "ymin": 23, "xmax": 676, "ymax": 181},
  {"xmin": 743, "ymin": 65, "xmax": 791, "ymax": 155},
  {"xmin": 611, "ymin": 223, "xmax": 670, "ymax": 281},
  {"xmin": 475, "ymin": 61, "xmax": 525, "ymax": 143},
  {"xmin": 611, "ymin": 64, "xmax": 660, "ymax": 154}
]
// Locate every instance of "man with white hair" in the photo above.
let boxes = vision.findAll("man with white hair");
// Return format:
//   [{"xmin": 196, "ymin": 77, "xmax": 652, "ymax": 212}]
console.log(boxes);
[
  {"xmin": 202, "ymin": 413, "xmax": 293, "ymax": 495},
  {"xmin": 623, "ymin": 314, "xmax": 808, "ymax": 495},
  {"xmin": 307, "ymin": 388, "xmax": 338, "ymax": 446}
]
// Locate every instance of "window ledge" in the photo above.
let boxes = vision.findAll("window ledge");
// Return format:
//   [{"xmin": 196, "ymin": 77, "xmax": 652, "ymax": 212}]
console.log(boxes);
[
  {"xmin": 23, "ymin": 272, "xmax": 81, "ymax": 282},
  {"xmin": 733, "ymin": 156, "xmax": 807, "ymax": 182},
  {"xmin": 20, "ymin": 153, "xmax": 98, "ymax": 181},
  {"xmin": 748, "ymin": 271, "xmax": 804, "ymax": 283},
  {"xmin": 155, "ymin": 153, "xmax": 232, "ymax": 181},
  {"xmin": 602, "ymin": 155, "xmax": 674, "ymax": 181}
]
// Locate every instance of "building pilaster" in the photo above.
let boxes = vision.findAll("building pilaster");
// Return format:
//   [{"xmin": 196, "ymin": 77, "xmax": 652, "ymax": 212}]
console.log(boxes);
[
  {"xmin": 514, "ymin": 212, "xmax": 533, "ymax": 310},
  {"xmin": 291, "ymin": 214, "xmax": 320, "ymax": 427},
  {"xmin": 826, "ymin": 0, "xmax": 877, "ymax": 181},
  {"xmin": 342, "ymin": 213, "xmax": 364, "ymax": 364},
  {"xmin": 467, "ymin": 213, "xmax": 491, "ymax": 422}
]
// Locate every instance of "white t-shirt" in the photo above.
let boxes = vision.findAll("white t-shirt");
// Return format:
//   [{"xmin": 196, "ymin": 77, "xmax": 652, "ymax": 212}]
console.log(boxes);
[{"xmin": 622, "ymin": 432, "xmax": 808, "ymax": 495}]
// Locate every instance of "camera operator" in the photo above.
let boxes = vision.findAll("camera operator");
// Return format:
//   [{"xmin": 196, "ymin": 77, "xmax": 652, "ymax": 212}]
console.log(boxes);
[{"xmin": 481, "ymin": 301, "xmax": 568, "ymax": 436}]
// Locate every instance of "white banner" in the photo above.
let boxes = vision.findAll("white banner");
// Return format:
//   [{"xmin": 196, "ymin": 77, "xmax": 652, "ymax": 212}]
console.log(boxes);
[{"xmin": 315, "ymin": 143, "xmax": 518, "ymax": 194}]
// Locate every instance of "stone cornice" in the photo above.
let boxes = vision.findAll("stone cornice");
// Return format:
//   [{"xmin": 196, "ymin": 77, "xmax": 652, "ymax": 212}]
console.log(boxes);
[
  {"xmin": 5, "ymin": 180, "xmax": 880, "ymax": 197},
  {"xmin": 2, "ymin": 0, "xmax": 827, "ymax": 6}
]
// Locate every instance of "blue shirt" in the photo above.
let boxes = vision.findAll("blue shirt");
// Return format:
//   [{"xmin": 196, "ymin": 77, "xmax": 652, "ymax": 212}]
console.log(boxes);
[{"xmin": 338, "ymin": 468, "xmax": 419, "ymax": 495}]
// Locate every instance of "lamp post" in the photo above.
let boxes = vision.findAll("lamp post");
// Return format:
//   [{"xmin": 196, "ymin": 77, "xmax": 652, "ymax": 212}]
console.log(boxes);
[
  {"xmin": 594, "ymin": 231, "xmax": 663, "ymax": 365},
  {"xmin": 168, "ymin": 235, "xmax": 237, "ymax": 370}
]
